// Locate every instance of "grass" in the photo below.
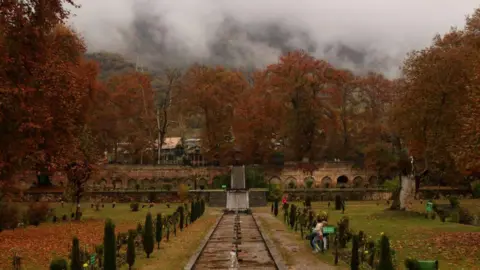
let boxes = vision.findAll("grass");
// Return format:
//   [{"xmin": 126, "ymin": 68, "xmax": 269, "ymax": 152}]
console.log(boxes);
[
  {"xmin": 268, "ymin": 199, "xmax": 480, "ymax": 270},
  {"xmin": 45, "ymin": 202, "xmax": 181, "ymax": 223}
]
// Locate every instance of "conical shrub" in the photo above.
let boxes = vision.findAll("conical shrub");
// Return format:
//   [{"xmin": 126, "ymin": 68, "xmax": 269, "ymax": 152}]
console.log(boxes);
[
  {"xmin": 201, "ymin": 199, "xmax": 205, "ymax": 216},
  {"xmin": 377, "ymin": 234, "xmax": 394, "ymax": 270},
  {"xmin": 178, "ymin": 206, "xmax": 184, "ymax": 230},
  {"xmin": 351, "ymin": 235, "xmax": 359, "ymax": 270},
  {"xmin": 50, "ymin": 258, "xmax": 67, "ymax": 270},
  {"xmin": 156, "ymin": 213, "xmax": 163, "ymax": 249},
  {"xmin": 273, "ymin": 200, "xmax": 279, "ymax": 216},
  {"xmin": 190, "ymin": 201, "xmax": 195, "ymax": 223},
  {"xmin": 143, "ymin": 213, "xmax": 154, "ymax": 258},
  {"xmin": 126, "ymin": 230, "xmax": 135, "ymax": 270},
  {"xmin": 70, "ymin": 237, "xmax": 81, "ymax": 270},
  {"xmin": 103, "ymin": 219, "xmax": 116, "ymax": 270},
  {"xmin": 289, "ymin": 204, "xmax": 296, "ymax": 228}
]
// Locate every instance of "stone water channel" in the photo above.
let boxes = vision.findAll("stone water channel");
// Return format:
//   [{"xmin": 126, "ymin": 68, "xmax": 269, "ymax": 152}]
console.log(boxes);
[{"xmin": 192, "ymin": 213, "xmax": 278, "ymax": 270}]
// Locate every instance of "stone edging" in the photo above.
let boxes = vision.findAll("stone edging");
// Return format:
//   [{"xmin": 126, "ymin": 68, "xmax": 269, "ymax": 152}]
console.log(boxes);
[
  {"xmin": 252, "ymin": 213, "xmax": 288, "ymax": 270},
  {"xmin": 183, "ymin": 213, "xmax": 224, "ymax": 270}
]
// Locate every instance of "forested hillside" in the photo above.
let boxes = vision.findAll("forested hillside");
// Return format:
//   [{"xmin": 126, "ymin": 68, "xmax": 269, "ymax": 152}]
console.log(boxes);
[{"xmin": 85, "ymin": 52, "xmax": 136, "ymax": 81}]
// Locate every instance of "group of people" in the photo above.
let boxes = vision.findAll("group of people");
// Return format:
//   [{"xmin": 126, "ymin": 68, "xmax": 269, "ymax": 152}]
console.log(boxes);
[
  {"xmin": 281, "ymin": 195, "xmax": 329, "ymax": 253},
  {"xmin": 309, "ymin": 215, "xmax": 328, "ymax": 253}
]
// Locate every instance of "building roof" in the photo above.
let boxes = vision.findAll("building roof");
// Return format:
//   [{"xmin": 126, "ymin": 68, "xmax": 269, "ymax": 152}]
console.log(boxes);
[{"xmin": 161, "ymin": 137, "xmax": 182, "ymax": 150}]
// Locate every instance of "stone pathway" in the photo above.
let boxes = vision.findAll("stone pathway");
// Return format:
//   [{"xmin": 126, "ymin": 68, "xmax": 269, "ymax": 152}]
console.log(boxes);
[
  {"xmin": 193, "ymin": 213, "xmax": 276, "ymax": 269},
  {"xmin": 254, "ymin": 213, "xmax": 339, "ymax": 270}
]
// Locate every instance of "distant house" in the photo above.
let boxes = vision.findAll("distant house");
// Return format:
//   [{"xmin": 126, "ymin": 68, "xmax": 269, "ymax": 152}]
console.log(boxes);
[
  {"xmin": 183, "ymin": 138, "xmax": 206, "ymax": 166},
  {"xmin": 157, "ymin": 137, "xmax": 182, "ymax": 164}
]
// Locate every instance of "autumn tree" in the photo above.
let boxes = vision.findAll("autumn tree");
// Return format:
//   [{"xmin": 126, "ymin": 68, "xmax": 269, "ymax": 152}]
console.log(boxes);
[
  {"xmin": 393, "ymin": 8, "xmax": 480, "ymax": 185},
  {"xmin": 264, "ymin": 50, "xmax": 339, "ymax": 162},
  {"xmin": 232, "ymin": 70, "xmax": 284, "ymax": 164},
  {"xmin": 329, "ymin": 69, "xmax": 360, "ymax": 159},
  {"xmin": 179, "ymin": 65, "xmax": 247, "ymax": 164},
  {"xmin": 103, "ymin": 72, "xmax": 156, "ymax": 164},
  {"xmin": 0, "ymin": 1, "xmax": 105, "ymax": 191},
  {"xmin": 151, "ymin": 68, "xmax": 183, "ymax": 164},
  {"xmin": 65, "ymin": 162, "xmax": 92, "ymax": 220}
]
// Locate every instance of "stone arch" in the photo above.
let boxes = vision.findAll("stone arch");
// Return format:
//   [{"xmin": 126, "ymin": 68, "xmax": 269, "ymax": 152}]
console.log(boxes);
[
  {"xmin": 113, "ymin": 178, "xmax": 123, "ymax": 189},
  {"xmin": 321, "ymin": 176, "xmax": 333, "ymax": 188},
  {"xmin": 162, "ymin": 183, "xmax": 173, "ymax": 191},
  {"xmin": 140, "ymin": 178, "xmax": 149, "ymax": 189},
  {"xmin": 285, "ymin": 177, "xmax": 297, "ymax": 189},
  {"xmin": 127, "ymin": 178, "xmax": 137, "ymax": 189},
  {"xmin": 99, "ymin": 178, "xmax": 107, "ymax": 189},
  {"xmin": 185, "ymin": 179, "xmax": 194, "ymax": 188},
  {"xmin": 296, "ymin": 180, "xmax": 305, "ymax": 189},
  {"xmin": 198, "ymin": 178, "xmax": 208, "ymax": 190},
  {"xmin": 269, "ymin": 176, "xmax": 282, "ymax": 186},
  {"xmin": 353, "ymin": 176, "xmax": 365, "ymax": 188},
  {"xmin": 368, "ymin": 176, "xmax": 378, "ymax": 187},
  {"xmin": 304, "ymin": 176, "xmax": 315, "ymax": 188},
  {"xmin": 287, "ymin": 181, "xmax": 296, "ymax": 189},
  {"xmin": 148, "ymin": 178, "xmax": 156, "ymax": 189},
  {"xmin": 18, "ymin": 178, "xmax": 28, "ymax": 188},
  {"xmin": 336, "ymin": 175, "xmax": 349, "ymax": 188}
]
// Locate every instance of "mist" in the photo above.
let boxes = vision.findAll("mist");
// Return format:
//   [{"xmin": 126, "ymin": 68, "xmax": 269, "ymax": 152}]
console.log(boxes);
[{"xmin": 70, "ymin": 0, "xmax": 480, "ymax": 77}]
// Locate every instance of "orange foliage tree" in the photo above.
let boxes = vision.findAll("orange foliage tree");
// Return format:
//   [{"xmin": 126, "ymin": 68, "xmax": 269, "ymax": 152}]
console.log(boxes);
[
  {"xmin": 393, "ymin": 8, "xmax": 480, "ymax": 179},
  {"xmin": 0, "ymin": 0, "xmax": 104, "ymax": 186},
  {"xmin": 233, "ymin": 70, "xmax": 284, "ymax": 164},
  {"xmin": 179, "ymin": 65, "xmax": 247, "ymax": 164},
  {"xmin": 264, "ymin": 51, "xmax": 339, "ymax": 162},
  {"xmin": 102, "ymin": 72, "xmax": 156, "ymax": 163},
  {"xmin": 3, "ymin": 0, "xmax": 478, "ymax": 192}
]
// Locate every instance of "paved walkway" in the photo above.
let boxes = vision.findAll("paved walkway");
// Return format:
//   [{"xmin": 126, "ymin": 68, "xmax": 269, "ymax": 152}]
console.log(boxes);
[{"xmin": 254, "ymin": 213, "xmax": 338, "ymax": 270}]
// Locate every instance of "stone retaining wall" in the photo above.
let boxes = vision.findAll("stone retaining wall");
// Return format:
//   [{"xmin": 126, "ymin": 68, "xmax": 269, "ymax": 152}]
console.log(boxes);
[{"xmin": 16, "ymin": 188, "xmax": 472, "ymax": 204}]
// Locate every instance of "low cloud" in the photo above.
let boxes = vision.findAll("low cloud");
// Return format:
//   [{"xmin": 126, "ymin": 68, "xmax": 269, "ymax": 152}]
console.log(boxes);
[{"xmin": 70, "ymin": 0, "xmax": 479, "ymax": 77}]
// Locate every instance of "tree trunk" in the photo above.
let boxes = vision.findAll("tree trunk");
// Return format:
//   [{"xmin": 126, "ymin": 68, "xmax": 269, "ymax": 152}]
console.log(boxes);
[
  {"xmin": 399, "ymin": 175, "xmax": 415, "ymax": 210},
  {"xmin": 114, "ymin": 142, "xmax": 118, "ymax": 163},
  {"xmin": 157, "ymin": 108, "xmax": 163, "ymax": 165},
  {"xmin": 390, "ymin": 173, "xmax": 402, "ymax": 210},
  {"xmin": 390, "ymin": 188, "xmax": 401, "ymax": 210},
  {"xmin": 75, "ymin": 195, "xmax": 81, "ymax": 220}
]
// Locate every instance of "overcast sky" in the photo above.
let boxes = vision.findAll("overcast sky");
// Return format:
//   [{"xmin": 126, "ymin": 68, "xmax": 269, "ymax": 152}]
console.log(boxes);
[{"xmin": 69, "ymin": 0, "xmax": 480, "ymax": 77}]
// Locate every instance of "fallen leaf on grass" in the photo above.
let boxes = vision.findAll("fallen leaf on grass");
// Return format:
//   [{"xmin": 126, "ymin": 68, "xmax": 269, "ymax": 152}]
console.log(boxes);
[{"xmin": 430, "ymin": 232, "xmax": 480, "ymax": 263}]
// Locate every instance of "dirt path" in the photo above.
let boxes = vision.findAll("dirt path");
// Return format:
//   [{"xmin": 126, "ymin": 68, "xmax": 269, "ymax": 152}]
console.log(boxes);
[{"xmin": 255, "ymin": 212, "xmax": 340, "ymax": 270}]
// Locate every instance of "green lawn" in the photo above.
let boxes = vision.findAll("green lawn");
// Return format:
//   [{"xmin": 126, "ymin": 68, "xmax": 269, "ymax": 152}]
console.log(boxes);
[
  {"xmin": 280, "ymin": 200, "xmax": 480, "ymax": 270},
  {"xmin": 55, "ymin": 202, "xmax": 180, "ymax": 223},
  {"xmin": 18, "ymin": 202, "xmax": 182, "ymax": 224}
]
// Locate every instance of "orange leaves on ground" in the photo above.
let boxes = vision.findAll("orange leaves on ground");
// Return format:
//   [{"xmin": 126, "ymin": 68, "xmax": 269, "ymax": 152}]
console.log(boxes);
[
  {"xmin": 0, "ymin": 221, "xmax": 135, "ymax": 269},
  {"xmin": 431, "ymin": 232, "xmax": 480, "ymax": 265},
  {"xmin": 393, "ymin": 230, "xmax": 480, "ymax": 267}
]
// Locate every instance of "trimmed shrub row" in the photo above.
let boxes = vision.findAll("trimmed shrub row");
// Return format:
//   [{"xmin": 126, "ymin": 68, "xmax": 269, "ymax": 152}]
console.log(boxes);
[{"xmin": 46, "ymin": 199, "xmax": 207, "ymax": 270}]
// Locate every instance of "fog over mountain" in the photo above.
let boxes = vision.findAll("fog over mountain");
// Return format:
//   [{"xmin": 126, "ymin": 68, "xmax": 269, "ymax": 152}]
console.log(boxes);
[{"xmin": 70, "ymin": 0, "xmax": 479, "ymax": 78}]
